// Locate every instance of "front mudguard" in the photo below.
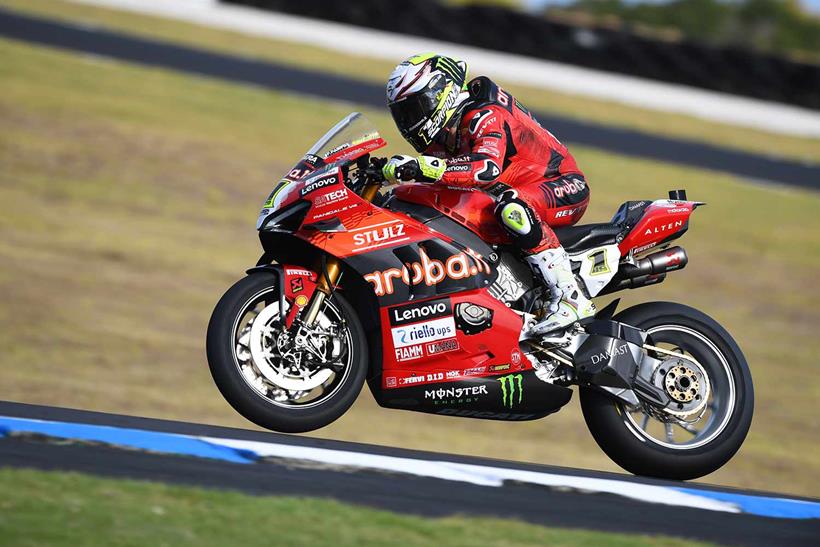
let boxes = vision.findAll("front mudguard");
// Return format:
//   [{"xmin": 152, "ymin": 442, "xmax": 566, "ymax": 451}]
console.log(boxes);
[{"xmin": 245, "ymin": 263, "xmax": 319, "ymax": 328}]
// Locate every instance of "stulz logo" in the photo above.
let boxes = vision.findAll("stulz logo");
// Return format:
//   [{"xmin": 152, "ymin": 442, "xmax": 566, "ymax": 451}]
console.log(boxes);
[
  {"xmin": 300, "ymin": 174, "xmax": 338, "ymax": 196},
  {"xmin": 389, "ymin": 297, "xmax": 451, "ymax": 326},
  {"xmin": 644, "ymin": 219, "xmax": 684, "ymax": 236},
  {"xmin": 498, "ymin": 374, "xmax": 523, "ymax": 408},
  {"xmin": 354, "ymin": 224, "xmax": 406, "ymax": 247},
  {"xmin": 364, "ymin": 247, "xmax": 491, "ymax": 297}
]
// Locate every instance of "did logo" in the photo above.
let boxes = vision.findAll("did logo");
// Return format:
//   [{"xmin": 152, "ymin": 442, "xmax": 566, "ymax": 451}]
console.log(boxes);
[{"xmin": 498, "ymin": 374, "xmax": 524, "ymax": 409}]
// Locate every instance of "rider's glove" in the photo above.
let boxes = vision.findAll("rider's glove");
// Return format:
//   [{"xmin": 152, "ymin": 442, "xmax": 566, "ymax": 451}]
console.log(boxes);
[{"xmin": 382, "ymin": 155, "xmax": 446, "ymax": 183}]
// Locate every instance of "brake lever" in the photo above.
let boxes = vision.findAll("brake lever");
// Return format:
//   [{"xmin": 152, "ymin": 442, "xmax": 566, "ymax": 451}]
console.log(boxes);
[{"xmin": 365, "ymin": 157, "xmax": 387, "ymax": 183}]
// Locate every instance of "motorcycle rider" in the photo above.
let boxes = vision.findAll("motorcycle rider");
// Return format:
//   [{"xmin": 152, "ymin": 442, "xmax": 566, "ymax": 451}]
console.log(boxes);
[{"xmin": 383, "ymin": 53, "xmax": 595, "ymax": 335}]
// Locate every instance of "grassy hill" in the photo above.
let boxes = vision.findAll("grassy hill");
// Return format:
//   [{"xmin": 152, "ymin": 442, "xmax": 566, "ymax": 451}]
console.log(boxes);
[{"xmin": 0, "ymin": 22, "xmax": 818, "ymax": 498}]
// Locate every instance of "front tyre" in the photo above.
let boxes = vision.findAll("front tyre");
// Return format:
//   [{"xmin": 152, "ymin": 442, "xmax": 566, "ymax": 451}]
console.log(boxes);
[
  {"xmin": 580, "ymin": 302, "xmax": 754, "ymax": 480},
  {"xmin": 206, "ymin": 272, "xmax": 367, "ymax": 433}
]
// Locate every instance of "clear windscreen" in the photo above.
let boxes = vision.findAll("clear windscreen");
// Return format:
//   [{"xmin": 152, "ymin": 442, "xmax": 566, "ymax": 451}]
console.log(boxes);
[{"xmin": 307, "ymin": 112, "xmax": 381, "ymax": 160}]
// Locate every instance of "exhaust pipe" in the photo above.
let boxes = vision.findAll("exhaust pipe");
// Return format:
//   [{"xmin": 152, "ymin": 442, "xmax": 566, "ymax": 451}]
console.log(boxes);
[
  {"xmin": 599, "ymin": 247, "xmax": 688, "ymax": 295},
  {"xmin": 621, "ymin": 246, "xmax": 688, "ymax": 277}
]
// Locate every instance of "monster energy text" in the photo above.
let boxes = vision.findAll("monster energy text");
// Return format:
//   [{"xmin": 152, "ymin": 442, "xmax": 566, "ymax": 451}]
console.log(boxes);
[
  {"xmin": 498, "ymin": 374, "xmax": 524, "ymax": 408},
  {"xmin": 424, "ymin": 385, "xmax": 488, "ymax": 406}
]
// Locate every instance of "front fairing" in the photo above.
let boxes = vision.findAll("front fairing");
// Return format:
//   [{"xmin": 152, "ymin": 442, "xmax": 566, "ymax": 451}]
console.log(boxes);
[
  {"xmin": 256, "ymin": 112, "xmax": 386, "ymax": 231},
  {"xmin": 256, "ymin": 164, "xmax": 342, "ymax": 230}
]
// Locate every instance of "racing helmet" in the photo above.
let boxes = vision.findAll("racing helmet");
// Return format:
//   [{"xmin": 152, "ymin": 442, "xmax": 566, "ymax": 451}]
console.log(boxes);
[{"xmin": 386, "ymin": 53, "xmax": 469, "ymax": 153}]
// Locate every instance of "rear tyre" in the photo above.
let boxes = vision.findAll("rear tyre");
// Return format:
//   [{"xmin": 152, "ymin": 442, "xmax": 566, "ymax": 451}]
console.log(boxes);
[
  {"xmin": 580, "ymin": 302, "xmax": 753, "ymax": 480},
  {"xmin": 206, "ymin": 272, "xmax": 368, "ymax": 433}
]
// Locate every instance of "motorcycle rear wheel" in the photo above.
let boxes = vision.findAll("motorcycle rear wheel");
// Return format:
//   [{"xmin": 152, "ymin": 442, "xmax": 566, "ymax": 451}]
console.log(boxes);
[
  {"xmin": 580, "ymin": 301, "xmax": 754, "ymax": 480},
  {"xmin": 206, "ymin": 272, "xmax": 368, "ymax": 433}
]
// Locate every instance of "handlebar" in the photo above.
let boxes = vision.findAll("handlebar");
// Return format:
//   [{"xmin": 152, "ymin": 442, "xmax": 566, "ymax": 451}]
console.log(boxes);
[{"xmin": 362, "ymin": 156, "xmax": 387, "ymax": 183}]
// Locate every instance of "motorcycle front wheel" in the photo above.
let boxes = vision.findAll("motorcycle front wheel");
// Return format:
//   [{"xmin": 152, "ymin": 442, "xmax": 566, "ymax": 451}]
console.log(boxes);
[
  {"xmin": 580, "ymin": 301, "xmax": 754, "ymax": 480},
  {"xmin": 206, "ymin": 272, "xmax": 368, "ymax": 433}
]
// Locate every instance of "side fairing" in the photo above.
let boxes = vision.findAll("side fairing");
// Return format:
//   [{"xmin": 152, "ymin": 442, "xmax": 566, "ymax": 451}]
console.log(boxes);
[
  {"xmin": 342, "ymin": 237, "xmax": 496, "ymax": 306},
  {"xmin": 392, "ymin": 183, "xmax": 510, "ymax": 244},
  {"xmin": 570, "ymin": 244, "xmax": 621, "ymax": 297},
  {"xmin": 369, "ymin": 288, "xmax": 573, "ymax": 421}
]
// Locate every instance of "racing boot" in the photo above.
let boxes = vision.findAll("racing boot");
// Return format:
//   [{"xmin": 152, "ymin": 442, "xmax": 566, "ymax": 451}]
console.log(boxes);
[{"xmin": 525, "ymin": 246, "xmax": 596, "ymax": 336}]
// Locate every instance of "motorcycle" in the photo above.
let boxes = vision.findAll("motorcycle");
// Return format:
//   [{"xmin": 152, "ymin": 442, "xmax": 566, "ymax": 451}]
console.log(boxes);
[{"xmin": 206, "ymin": 112, "xmax": 754, "ymax": 480}]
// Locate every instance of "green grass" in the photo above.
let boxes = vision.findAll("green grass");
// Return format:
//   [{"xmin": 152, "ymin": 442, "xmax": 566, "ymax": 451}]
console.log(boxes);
[
  {"xmin": 0, "ymin": 35, "xmax": 818, "ymax": 499},
  {"xmin": 3, "ymin": 0, "xmax": 819, "ymax": 163},
  {"xmin": 0, "ymin": 468, "xmax": 712, "ymax": 547}
]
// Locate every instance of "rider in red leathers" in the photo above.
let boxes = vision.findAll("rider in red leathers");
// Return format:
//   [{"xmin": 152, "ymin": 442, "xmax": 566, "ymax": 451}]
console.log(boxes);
[{"xmin": 383, "ymin": 53, "xmax": 595, "ymax": 335}]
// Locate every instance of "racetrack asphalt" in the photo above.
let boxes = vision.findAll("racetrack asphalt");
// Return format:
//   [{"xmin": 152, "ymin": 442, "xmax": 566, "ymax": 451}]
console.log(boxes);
[
  {"xmin": 0, "ymin": 401, "xmax": 817, "ymax": 545},
  {"xmin": 0, "ymin": 6, "xmax": 818, "ymax": 191}
]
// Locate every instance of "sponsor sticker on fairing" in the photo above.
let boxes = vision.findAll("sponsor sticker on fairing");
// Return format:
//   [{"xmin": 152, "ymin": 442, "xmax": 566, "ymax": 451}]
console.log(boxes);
[
  {"xmin": 426, "ymin": 338, "xmax": 459, "ymax": 356},
  {"xmin": 424, "ymin": 385, "xmax": 488, "ymax": 405},
  {"xmin": 300, "ymin": 173, "xmax": 339, "ymax": 196},
  {"xmin": 389, "ymin": 298, "xmax": 451, "ymax": 327},
  {"xmin": 351, "ymin": 222, "xmax": 409, "ymax": 252},
  {"xmin": 313, "ymin": 188, "xmax": 348, "ymax": 207},
  {"xmin": 364, "ymin": 248, "xmax": 491, "ymax": 297},
  {"xmin": 399, "ymin": 375, "xmax": 425, "ymax": 386},
  {"xmin": 395, "ymin": 345, "xmax": 424, "ymax": 362},
  {"xmin": 391, "ymin": 317, "xmax": 456, "ymax": 348},
  {"xmin": 385, "ymin": 376, "xmax": 397, "ymax": 388}
]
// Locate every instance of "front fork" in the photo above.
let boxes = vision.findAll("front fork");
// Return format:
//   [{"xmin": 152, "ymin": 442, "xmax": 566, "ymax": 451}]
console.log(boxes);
[
  {"xmin": 300, "ymin": 182, "xmax": 381, "ymax": 327},
  {"xmin": 301, "ymin": 259, "xmax": 340, "ymax": 325}
]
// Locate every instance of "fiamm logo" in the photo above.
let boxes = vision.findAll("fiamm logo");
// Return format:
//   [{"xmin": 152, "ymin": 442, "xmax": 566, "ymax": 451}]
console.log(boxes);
[{"xmin": 498, "ymin": 374, "xmax": 523, "ymax": 408}]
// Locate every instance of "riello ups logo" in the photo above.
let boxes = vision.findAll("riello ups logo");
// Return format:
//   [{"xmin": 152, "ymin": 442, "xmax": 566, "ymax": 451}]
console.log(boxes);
[{"xmin": 498, "ymin": 374, "xmax": 523, "ymax": 408}]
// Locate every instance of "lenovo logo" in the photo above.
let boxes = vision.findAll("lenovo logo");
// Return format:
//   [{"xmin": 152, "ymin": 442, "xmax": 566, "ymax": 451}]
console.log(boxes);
[{"xmin": 389, "ymin": 298, "xmax": 452, "ymax": 326}]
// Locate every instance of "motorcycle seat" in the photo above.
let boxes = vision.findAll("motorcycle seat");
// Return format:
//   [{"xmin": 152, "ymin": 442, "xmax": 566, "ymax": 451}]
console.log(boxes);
[{"xmin": 553, "ymin": 223, "xmax": 622, "ymax": 253}]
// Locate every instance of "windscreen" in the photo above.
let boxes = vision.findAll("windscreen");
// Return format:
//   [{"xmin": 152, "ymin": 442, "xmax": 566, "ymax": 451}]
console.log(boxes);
[{"xmin": 307, "ymin": 112, "xmax": 381, "ymax": 160}]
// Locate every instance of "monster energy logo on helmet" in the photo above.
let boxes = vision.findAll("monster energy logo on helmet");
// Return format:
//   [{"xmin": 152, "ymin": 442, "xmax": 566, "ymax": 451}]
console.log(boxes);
[
  {"xmin": 387, "ymin": 53, "xmax": 469, "ymax": 152},
  {"xmin": 498, "ymin": 374, "xmax": 524, "ymax": 408}
]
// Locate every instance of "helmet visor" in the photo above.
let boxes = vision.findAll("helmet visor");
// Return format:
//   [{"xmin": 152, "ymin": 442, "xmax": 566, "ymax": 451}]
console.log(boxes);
[{"xmin": 389, "ymin": 77, "xmax": 447, "ymax": 151}]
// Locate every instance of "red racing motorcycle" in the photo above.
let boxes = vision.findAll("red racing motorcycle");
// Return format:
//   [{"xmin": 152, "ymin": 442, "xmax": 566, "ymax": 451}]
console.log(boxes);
[{"xmin": 206, "ymin": 113, "xmax": 753, "ymax": 480}]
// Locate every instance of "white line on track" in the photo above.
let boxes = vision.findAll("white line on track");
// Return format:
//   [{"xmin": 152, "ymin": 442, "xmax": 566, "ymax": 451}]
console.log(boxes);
[
  {"xmin": 5, "ymin": 413, "xmax": 820, "ymax": 519},
  {"xmin": 204, "ymin": 436, "xmax": 739, "ymax": 513}
]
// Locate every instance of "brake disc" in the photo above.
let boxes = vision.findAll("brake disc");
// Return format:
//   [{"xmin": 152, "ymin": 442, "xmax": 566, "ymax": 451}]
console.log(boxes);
[
  {"xmin": 651, "ymin": 356, "xmax": 710, "ymax": 417},
  {"xmin": 248, "ymin": 303, "xmax": 332, "ymax": 391}
]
